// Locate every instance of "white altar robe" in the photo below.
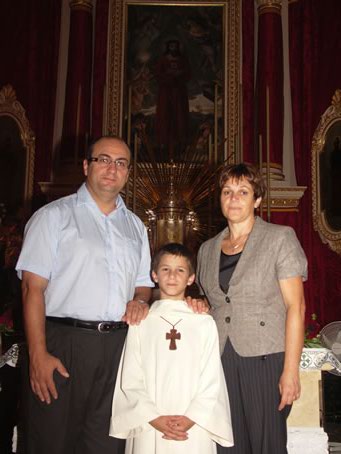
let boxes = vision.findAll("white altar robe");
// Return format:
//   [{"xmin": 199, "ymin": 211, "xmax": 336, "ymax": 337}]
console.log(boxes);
[{"xmin": 110, "ymin": 299, "xmax": 234, "ymax": 454}]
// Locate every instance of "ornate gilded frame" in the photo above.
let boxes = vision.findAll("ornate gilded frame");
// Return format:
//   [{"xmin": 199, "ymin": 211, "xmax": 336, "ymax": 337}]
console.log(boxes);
[
  {"xmin": 0, "ymin": 84, "xmax": 35, "ymax": 216},
  {"xmin": 106, "ymin": 0, "xmax": 240, "ymax": 161},
  {"xmin": 312, "ymin": 89, "xmax": 341, "ymax": 255}
]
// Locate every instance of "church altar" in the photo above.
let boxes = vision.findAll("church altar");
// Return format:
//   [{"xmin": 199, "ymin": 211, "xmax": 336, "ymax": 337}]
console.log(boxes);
[
  {"xmin": 287, "ymin": 348, "xmax": 341, "ymax": 454},
  {"xmin": 2, "ymin": 345, "xmax": 341, "ymax": 453}
]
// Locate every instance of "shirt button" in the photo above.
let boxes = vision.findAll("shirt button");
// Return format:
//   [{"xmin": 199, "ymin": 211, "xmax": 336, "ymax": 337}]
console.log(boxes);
[
  {"xmin": 225, "ymin": 316, "xmax": 231, "ymax": 324},
  {"xmin": 261, "ymin": 355, "xmax": 267, "ymax": 360},
  {"xmin": 225, "ymin": 296, "xmax": 230, "ymax": 303},
  {"xmin": 260, "ymin": 321, "xmax": 265, "ymax": 326}
]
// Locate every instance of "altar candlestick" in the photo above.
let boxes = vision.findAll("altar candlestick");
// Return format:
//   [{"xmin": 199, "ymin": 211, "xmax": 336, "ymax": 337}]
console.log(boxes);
[
  {"xmin": 102, "ymin": 84, "xmax": 107, "ymax": 135},
  {"xmin": 127, "ymin": 84, "xmax": 132, "ymax": 146},
  {"xmin": 85, "ymin": 132, "xmax": 89, "ymax": 155},
  {"xmin": 208, "ymin": 133, "xmax": 212, "ymax": 164},
  {"xmin": 75, "ymin": 84, "xmax": 82, "ymax": 167},
  {"xmin": 240, "ymin": 83, "xmax": 243, "ymax": 161},
  {"xmin": 266, "ymin": 86, "xmax": 271, "ymax": 222},
  {"xmin": 214, "ymin": 83, "xmax": 218, "ymax": 164},
  {"xmin": 258, "ymin": 134, "xmax": 263, "ymax": 219},
  {"xmin": 133, "ymin": 133, "xmax": 138, "ymax": 213}
]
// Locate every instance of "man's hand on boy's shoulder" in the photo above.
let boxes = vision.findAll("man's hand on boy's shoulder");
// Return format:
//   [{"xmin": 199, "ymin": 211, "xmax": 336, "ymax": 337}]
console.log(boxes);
[
  {"xmin": 149, "ymin": 415, "xmax": 189, "ymax": 441},
  {"xmin": 185, "ymin": 296, "xmax": 210, "ymax": 313},
  {"xmin": 122, "ymin": 299, "xmax": 149, "ymax": 325}
]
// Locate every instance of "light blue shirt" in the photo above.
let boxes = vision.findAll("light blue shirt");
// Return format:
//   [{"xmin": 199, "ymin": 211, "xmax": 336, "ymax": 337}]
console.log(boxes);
[{"xmin": 16, "ymin": 183, "xmax": 153, "ymax": 321}]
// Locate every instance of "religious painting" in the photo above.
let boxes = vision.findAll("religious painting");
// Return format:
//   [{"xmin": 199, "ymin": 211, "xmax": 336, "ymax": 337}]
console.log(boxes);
[
  {"xmin": 107, "ymin": 0, "xmax": 239, "ymax": 163},
  {"xmin": 124, "ymin": 3, "xmax": 224, "ymax": 161}
]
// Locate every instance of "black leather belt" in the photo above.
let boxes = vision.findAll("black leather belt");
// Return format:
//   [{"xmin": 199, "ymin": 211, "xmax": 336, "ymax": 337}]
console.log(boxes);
[{"xmin": 46, "ymin": 316, "xmax": 128, "ymax": 333}]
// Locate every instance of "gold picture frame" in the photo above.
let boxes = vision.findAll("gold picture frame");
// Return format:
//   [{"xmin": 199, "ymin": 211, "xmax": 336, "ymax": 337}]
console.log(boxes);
[
  {"xmin": 0, "ymin": 84, "xmax": 35, "ymax": 219},
  {"xmin": 106, "ymin": 0, "xmax": 240, "ymax": 161},
  {"xmin": 312, "ymin": 89, "xmax": 341, "ymax": 255}
]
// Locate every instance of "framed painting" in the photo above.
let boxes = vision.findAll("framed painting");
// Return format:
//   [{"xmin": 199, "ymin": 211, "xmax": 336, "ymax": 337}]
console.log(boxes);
[
  {"xmin": 107, "ymin": 0, "xmax": 240, "ymax": 162},
  {"xmin": 312, "ymin": 89, "xmax": 341, "ymax": 255},
  {"xmin": 0, "ymin": 85, "xmax": 35, "ymax": 220}
]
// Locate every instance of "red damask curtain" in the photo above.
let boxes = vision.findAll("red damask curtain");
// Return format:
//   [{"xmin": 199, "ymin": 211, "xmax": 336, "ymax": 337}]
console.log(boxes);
[
  {"xmin": 289, "ymin": 0, "xmax": 341, "ymax": 324},
  {"xmin": 91, "ymin": 0, "xmax": 110, "ymax": 138},
  {"xmin": 0, "ymin": 0, "xmax": 61, "ymax": 201}
]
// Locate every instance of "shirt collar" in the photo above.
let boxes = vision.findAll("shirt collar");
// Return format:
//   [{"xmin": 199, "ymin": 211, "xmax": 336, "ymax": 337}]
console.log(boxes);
[{"xmin": 76, "ymin": 183, "xmax": 128, "ymax": 216}]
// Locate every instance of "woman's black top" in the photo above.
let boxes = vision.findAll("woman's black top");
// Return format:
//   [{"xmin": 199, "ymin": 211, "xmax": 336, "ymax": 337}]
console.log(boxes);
[{"xmin": 219, "ymin": 251, "xmax": 242, "ymax": 293}]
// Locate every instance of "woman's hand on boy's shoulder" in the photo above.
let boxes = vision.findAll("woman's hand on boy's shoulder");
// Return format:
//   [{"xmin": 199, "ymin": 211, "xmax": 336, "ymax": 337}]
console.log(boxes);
[{"xmin": 185, "ymin": 296, "xmax": 210, "ymax": 313}]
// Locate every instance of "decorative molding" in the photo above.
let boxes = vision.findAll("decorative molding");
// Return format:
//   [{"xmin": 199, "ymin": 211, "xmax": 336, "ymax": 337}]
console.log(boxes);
[
  {"xmin": 69, "ymin": 0, "xmax": 93, "ymax": 12},
  {"xmin": 107, "ymin": 0, "xmax": 124, "ymax": 136},
  {"xmin": 311, "ymin": 88, "xmax": 341, "ymax": 255},
  {"xmin": 226, "ymin": 0, "xmax": 240, "ymax": 162},
  {"xmin": 107, "ymin": 0, "xmax": 240, "ymax": 162},
  {"xmin": 0, "ymin": 84, "xmax": 35, "ymax": 215},
  {"xmin": 257, "ymin": 0, "xmax": 282, "ymax": 15},
  {"xmin": 260, "ymin": 186, "xmax": 306, "ymax": 211}
]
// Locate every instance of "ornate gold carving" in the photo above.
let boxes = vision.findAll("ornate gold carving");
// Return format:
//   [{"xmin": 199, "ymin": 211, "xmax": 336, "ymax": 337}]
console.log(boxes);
[
  {"xmin": 131, "ymin": 159, "xmax": 220, "ymax": 251},
  {"xmin": 69, "ymin": 0, "xmax": 93, "ymax": 12},
  {"xmin": 226, "ymin": 0, "xmax": 240, "ymax": 162},
  {"xmin": 331, "ymin": 88, "xmax": 341, "ymax": 111},
  {"xmin": 107, "ymin": 0, "xmax": 240, "ymax": 161},
  {"xmin": 107, "ymin": 0, "xmax": 124, "ymax": 136},
  {"xmin": 257, "ymin": 0, "xmax": 282, "ymax": 15},
  {"xmin": 312, "ymin": 89, "xmax": 341, "ymax": 255},
  {"xmin": 260, "ymin": 186, "xmax": 306, "ymax": 211},
  {"xmin": 0, "ymin": 84, "xmax": 35, "ymax": 215}
]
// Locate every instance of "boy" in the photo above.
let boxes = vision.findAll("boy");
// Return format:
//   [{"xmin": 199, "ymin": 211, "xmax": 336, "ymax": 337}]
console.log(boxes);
[{"xmin": 110, "ymin": 243, "xmax": 234, "ymax": 454}]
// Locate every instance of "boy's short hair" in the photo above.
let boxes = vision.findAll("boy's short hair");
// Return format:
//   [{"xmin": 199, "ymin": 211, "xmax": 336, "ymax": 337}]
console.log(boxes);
[{"xmin": 152, "ymin": 243, "xmax": 196, "ymax": 275}]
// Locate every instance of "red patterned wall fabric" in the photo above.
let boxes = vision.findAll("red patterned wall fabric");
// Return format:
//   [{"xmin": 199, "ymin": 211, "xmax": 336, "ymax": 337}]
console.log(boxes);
[
  {"xmin": 0, "ymin": 0, "xmax": 61, "ymax": 206},
  {"xmin": 289, "ymin": 0, "xmax": 341, "ymax": 324}
]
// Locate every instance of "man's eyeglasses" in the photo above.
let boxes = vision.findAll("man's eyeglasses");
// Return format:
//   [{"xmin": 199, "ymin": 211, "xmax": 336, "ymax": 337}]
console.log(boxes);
[{"xmin": 87, "ymin": 156, "xmax": 130, "ymax": 170}]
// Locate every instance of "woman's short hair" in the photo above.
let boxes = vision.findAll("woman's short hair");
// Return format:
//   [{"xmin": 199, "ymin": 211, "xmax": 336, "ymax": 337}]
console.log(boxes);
[{"xmin": 219, "ymin": 163, "xmax": 267, "ymax": 199}]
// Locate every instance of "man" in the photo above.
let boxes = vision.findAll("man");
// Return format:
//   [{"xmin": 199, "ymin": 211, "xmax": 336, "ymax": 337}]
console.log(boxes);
[
  {"xmin": 16, "ymin": 136, "xmax": 154, "ymax": 454},
  {"xmin": 155, "ymin": 39, "xmax": 191, "ymax": 154}
]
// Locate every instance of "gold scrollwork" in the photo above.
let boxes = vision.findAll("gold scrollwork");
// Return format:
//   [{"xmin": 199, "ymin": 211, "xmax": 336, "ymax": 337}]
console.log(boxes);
[
  {"xmin": 69, "ymin": 0, "xmax": 93, "ymax": 12},
  {"xmin": 0, "ymin": 84, "xmax": 35, "ymax": 217},
  {"xmin": 257, "ymin": 0, "xmax": 282, "ymax": 15},
  {"xmin": 312, "ymin": 88, "xmax": 341, "ymax": 255}
]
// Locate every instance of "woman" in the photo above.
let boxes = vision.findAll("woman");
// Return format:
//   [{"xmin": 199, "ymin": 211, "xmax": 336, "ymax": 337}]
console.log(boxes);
[{"xmin": 196, "ymin": 163, "xmax": 307, "ymax": 454}]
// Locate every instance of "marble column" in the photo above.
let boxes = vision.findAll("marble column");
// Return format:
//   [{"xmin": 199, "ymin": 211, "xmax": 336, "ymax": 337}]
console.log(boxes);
[
  {"xmin": 60, "ymin": 0, "xmax": 93, "ymax": 167},
  {"xmin": 256, "ymin": 0, "xmax": 285, "ymax": 181}
]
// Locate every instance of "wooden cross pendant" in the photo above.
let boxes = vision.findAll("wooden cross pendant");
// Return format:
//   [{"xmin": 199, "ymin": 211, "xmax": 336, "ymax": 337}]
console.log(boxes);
[{"xmin": 166, "ymin": 328, "xmax": 181, "ymax": 350}]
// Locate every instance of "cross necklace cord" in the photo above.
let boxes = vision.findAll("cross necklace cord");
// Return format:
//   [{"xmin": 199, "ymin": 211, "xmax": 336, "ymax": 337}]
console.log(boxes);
[{"xmin": 160, "ymin": 316, "xmax": 182, "ymax": 350}]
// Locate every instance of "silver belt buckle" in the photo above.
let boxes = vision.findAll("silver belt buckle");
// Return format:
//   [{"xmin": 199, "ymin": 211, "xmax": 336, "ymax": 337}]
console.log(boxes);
[{"xmin": 97, "ymin": 322, "xmax": 111, "ymax": 333}]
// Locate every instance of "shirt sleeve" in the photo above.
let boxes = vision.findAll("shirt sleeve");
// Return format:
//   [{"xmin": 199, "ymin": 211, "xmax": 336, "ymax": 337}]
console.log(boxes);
[
  {"xmin": 276, "ymin": 227, "xmax": 308, "ymax": 282},
  {"xmin": 15, "ymin": 206, "xmax": 59, "ymax": 281},
  {"xmin": 134, "ymin": 225, "xmax": 154, "ymax": 288}
]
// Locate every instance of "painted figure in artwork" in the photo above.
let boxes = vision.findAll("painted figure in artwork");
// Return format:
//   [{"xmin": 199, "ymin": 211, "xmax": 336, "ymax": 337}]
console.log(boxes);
[{"xmin": 154, "ymin": 40, "xmax": 191, "ymax": 155}]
